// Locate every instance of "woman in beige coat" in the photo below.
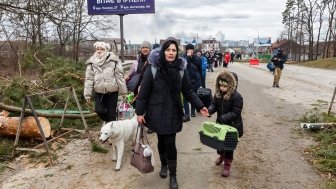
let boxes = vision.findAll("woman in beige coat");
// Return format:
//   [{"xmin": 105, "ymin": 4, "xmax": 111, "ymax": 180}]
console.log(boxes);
[{"xmin": 84, "ymin": 41, "xmax": 127, "ymax": 122}]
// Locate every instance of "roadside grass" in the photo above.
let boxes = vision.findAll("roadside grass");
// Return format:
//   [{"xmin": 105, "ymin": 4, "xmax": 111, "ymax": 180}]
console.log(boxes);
[
  {"xmin": 0, "ymin": 138, "xmax": 13, "ymax": 168},
  {"xmin": 293, "ymin": 57, "xmax": 336, "ymax": 70},
  {"xmin": 91, "ymin": 141, "xmax": 109, "ymax": 153},
  {"xmin": 299, "ymin": 101, "xmax": 336, "ymax": 187}
]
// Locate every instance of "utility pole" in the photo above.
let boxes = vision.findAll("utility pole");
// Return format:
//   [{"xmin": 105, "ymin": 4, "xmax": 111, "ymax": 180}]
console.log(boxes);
[{"xmin": 257, "ymin": 30, "xmax": 259, "ymax": 59}]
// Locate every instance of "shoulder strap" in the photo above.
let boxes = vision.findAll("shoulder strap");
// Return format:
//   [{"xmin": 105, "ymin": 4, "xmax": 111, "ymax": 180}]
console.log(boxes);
[{"xmin": 151, "ymin": 66, "xmax": 184, "ymax": 79}]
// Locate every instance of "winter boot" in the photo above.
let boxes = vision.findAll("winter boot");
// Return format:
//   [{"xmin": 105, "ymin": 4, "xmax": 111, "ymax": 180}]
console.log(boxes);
[
  {"xmin": 170, "ymin": 176, "xmax": 178, "ymax": 189},
  {"xmin": 190, "ymin": 109, "xmax": 196, "ymax": 117},
  {"xmin": 275, "ymin": 83, "xmax": 280, "ymax": 88},
  {"xmin": 215, "ymin": 154, "xmax": 225, "ymax": 166},
  {"xmin": 272, "ymin": 82, "xmax": 276, "ymax": 87},
  {"xmin": 147, "ymin": 129, "xmax": 154, "ymax": 134},
  {"xmin": 168, "ymin": 160, "xmax": 178, "ymax": 189},
  {"xmin": 222, "ymin": 159, "xmax": 233, "ymax": 177},
  {"xmin": 159, "ymin": 154, "xmax": 168, "ymax": 178}
]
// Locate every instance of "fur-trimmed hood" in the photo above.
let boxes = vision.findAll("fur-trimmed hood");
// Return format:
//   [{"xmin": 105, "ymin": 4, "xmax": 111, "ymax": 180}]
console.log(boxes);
[
  {"xmin": 215, "ymin": 70, "xmax": 237, "ymax": 100},
  {"xmin": 148, "ymin": 47, "xmax": 187, "ymax": 70}
]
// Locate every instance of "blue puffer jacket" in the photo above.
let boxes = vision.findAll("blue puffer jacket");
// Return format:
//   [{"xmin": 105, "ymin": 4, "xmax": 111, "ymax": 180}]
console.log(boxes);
[{"xmin": 201, "ymin": 56, "xmax": 208, "ymax": 77}]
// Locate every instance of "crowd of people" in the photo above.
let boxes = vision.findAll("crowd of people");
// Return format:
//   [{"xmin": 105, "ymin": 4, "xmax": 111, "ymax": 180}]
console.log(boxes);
[{"xmin": 83, "ymin": 38, "xmax": 251, "ymax": 189}]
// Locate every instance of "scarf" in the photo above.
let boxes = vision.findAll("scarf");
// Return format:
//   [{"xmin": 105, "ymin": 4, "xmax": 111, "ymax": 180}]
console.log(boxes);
[
  {"xmin": 92, "ymin": 52, "xmax": 109, "ymax": 66},
  {"xmin": 159, "ymin": 58, "xmax": 183, "ymax": 115}
]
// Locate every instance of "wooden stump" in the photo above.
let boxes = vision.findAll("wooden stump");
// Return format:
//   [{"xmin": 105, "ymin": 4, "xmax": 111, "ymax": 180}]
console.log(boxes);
[{"xmin": 0, "ymin": 116, "xmax": 51, "ymax": 138}]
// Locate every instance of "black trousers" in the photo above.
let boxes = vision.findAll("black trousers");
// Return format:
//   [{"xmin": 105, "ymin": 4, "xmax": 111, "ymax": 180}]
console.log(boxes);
[
  {"xmin": 157, "ymin": 133, "xmax": 177, "ymax": 163},
  {"xmin": 94, "ymin": 92, "xmax": 118, "ymax": 122}
]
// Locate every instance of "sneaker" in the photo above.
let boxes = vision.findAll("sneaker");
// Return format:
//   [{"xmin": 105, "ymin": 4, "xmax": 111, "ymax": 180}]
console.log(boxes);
[
  {"xmin": 183, "ymin": 115, "xmax": 190, "ymax": 122},
  {"xmin": 147, "ymin": 129, "xmax": 154, "ymax": 134}
]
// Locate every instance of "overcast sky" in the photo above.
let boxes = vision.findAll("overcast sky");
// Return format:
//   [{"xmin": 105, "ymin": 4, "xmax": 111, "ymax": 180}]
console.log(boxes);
[{"xmin": 105, "ymin": 0, "xmax": 286, "ymax": 44}]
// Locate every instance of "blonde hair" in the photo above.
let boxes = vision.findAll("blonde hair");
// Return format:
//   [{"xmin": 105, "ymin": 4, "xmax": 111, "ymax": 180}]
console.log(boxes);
[{"xmin": 93, "ymin": 41, "xmax": 111, "ymax": 51}]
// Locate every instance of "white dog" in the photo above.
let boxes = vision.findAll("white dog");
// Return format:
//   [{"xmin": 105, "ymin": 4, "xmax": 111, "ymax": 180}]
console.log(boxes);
[{"xmin": 99, "ymin": 115, "xmax": 138, "ymax": 171}]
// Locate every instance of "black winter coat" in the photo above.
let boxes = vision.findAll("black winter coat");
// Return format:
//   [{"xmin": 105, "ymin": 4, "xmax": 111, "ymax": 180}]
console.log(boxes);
[
  {"xmin": 136, "ymin": 63, "xmax": 204, "ymax": 134},
  {"xmin": 271, "ymin": 53, "xmax": 287, "ymax": 70},
  {"xmin": 184, "ymin": 55, "xmax": 202, "ymax": 91},
  {"xmin": 208, "ymin": 91, "xmax": 244, "ymax": 137}
]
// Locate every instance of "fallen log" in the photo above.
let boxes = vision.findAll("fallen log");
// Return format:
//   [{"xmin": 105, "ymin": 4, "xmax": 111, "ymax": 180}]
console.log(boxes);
[
  {"xmin": 0, "ymin": 116, "xmax": 51, "ymax": 138},
  {"xmin": 0, "ymin": 102, "xmax": 97, "ymax": 119},
  {"xmin": 300, "ymin": 123, "xmax": 336, "ymax": 131}
]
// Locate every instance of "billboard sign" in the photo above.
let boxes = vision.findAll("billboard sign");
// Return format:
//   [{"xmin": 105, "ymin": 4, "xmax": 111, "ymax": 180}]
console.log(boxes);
[
  {"xmin": 87, "ymin": 0, "xmax": 155, "ymax": 15},
  {"xmin": 253, "ymin": 37, "xmax": 271, "ymax": 47},
  {"xmin": 180, "ymin": 37, "xmax": 198, "ymax": 46}
]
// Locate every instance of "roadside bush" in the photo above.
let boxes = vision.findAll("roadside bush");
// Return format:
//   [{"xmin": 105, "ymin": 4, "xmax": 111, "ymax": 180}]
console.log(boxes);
[{"xmin": 300, "ymin": 103, "xmax": 336, "ymax": 186}]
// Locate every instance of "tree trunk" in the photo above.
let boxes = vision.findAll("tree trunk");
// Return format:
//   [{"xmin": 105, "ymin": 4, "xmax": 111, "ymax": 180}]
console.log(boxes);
[{"xmin": 0, "ymin": 116, "xmax": 51, "ymax": 138}]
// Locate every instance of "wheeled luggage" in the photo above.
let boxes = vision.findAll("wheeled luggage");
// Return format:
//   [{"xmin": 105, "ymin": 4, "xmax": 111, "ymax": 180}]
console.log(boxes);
[
  {"xmin": 196, "ymin": 87, "xmax": 212, "ymax": 108},
  {"xmin": 199, "ymin": 121, "xmax": 239, "ymax": 151}
]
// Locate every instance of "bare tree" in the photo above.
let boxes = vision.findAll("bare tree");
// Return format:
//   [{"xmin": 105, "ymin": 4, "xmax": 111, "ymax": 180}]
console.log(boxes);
[
  {"xmin": 323, "ymin": 0, "xmax": 336, "ymax": 58},
  {"xmin": 0, "ymin": 0, "xmax": 118, "ymax": 62},
  {"xmin": 314, "ymin": 0, "xmax": 326, "ymax": 60}
]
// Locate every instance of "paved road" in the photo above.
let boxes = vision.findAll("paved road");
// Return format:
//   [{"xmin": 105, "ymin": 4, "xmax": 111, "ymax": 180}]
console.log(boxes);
[
  {"xmin": 127, "ymin": 62, "xmax": 334, "ymax": 189},
  {"xmin": 2, "ymin": 62, "xmax": 335, "ymax": 189}
]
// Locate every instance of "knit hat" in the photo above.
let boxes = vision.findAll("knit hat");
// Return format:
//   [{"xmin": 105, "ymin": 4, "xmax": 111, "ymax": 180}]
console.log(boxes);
[
  {"xmin": 140, "ymin": 41, "xmax": 151, "ymax": 49},
  {"xmin": 152, "ymin": 43, "xmax": 160, "ymax": 49},
  {"xmin": 93, "ymin": 41, "xmax": 111, "ymax": 51},
  {"xmin": 185, "ymin": 43, "xmax": 194, "ymax": 51}
]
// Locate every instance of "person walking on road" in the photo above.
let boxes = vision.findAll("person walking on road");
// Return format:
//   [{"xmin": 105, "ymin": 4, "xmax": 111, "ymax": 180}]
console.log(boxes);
[
  {"xmin": 126, "ymin": 41, "xmax": 151, "ymax": 97},
  {"xmin": 183, "ymin": 44, "xmax": 202, "ymax": 121},
  {"xmin": 135, "ymin": 37, "xmax": 209, "ymax": 189},
  {"xmin": 230, "ymin": 52, "xmax": 235, "ymax": 64},
  {"xmin": 126, "ymin": 41, "xmax": 154, "ymax": 133},
  {"xmin": 208, "ymin": 70, "xmax": 244, "ymax": 177},
  {"xmin": 196, "ymin": 49, "xmax": 207, "ymax": 88},
  {"xmin": 270, "ymin": 48, "xmax": 287, "ymax": 88},
  {"xmin": 84, "ymin": 41, "xmax": 127, "ymax": 123},
  {"xmin": 223, "ymin": 51, "xmax": 231, "ymax": 68}
]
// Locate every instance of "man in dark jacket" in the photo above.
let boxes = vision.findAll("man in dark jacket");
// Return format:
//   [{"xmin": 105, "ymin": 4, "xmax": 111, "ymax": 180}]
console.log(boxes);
[
  {"xmin": 271, "ymin": 48, "xmax": 287, "ymax": 88},
  {"xmin": 182, "ymin": 44, "xmax": 202, "ymax": 121}
]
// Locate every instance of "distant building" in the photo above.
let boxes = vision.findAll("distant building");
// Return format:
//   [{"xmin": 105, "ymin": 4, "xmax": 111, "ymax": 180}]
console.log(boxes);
[
  {"xmin": 223, "ymin": 40, "xmax": 249, "ymax": 48},
  {"xmin": 272, "ymin": 39, "xmax": 304, "ymax": 61},
  {"xmin": 202, "ymin": 39, "xmax": 220, "ymax": 51}
]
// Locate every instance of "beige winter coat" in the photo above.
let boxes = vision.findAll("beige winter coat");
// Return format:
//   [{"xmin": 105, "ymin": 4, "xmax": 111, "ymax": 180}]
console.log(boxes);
[{"xmin": 84, "ymin": 52, "xmax": 127, "ymax": 99}]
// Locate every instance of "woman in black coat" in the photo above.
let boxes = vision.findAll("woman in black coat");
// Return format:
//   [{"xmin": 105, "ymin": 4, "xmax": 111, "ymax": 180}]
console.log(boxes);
[
  {"xmin": 208, "ymin": 70, "xmax": 244, "ymax": 177},
  {"xmin": 136, "ymin": 38, "xmax": 209, "ymax": 189}
]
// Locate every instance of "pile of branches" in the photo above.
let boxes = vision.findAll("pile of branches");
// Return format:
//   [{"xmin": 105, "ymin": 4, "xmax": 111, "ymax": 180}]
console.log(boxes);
[{"xmin": 0, "ymin": 56, "xmax": 87, "ymax": 111}]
